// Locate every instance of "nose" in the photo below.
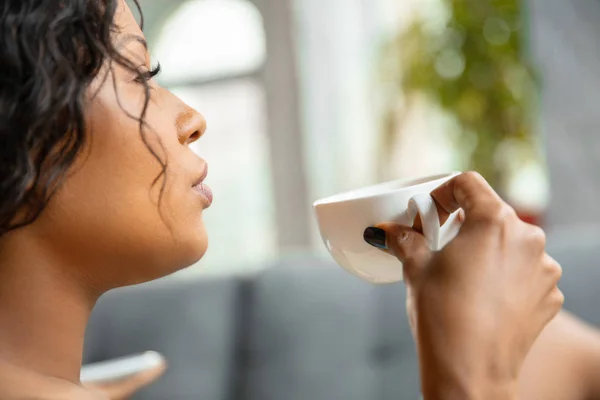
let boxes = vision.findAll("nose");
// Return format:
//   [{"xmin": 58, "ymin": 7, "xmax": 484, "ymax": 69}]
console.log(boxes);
[{"xmin": 176, "ymin": 107, "xmax": 206, "ymax": 146}]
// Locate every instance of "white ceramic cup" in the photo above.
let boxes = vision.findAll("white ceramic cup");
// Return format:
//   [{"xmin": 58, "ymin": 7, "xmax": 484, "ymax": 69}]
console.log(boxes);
[{"xmin": 313, "ymin": 172, "xmax": 463, "ymax": 284}]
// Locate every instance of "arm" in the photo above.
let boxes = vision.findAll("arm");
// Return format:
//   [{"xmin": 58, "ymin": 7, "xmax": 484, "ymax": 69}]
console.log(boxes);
[
  {"xmin": 519, "ymin": 310, "xmax": 600, "ymax": 400},
  {"xmin": 372, "ymin": 172, "xmax": 563, "ymax": 400},
  {"xmin": 416, "ymin": 310, "xmax": 600, "ymax": 400}
]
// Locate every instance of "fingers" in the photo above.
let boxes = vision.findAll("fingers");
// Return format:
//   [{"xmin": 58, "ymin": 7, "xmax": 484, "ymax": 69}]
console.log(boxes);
[
  {"xmin": 88, "ymin": 361, "xmax": 167, "ymax": 400},
  {"xmin": 549, "ymin": 287, "xmax": 565, "ymax": 311},
  {"xmin": 538, "ymin": 254, "xmax": 564, "ymax": 326},
  {"xmin": 542, "ymin": 253, "xmax": 563, "ymax": 285},
  {"xmin": 394, "ymin": 172, "xmax": 498, "ymax": 234},
  {"xmin": 542, "ymin": 286, "xmax": 565, "ymax": 328},
  {"xmin": 431, "ymin": 171, "xmax": 503, "ymax": 218},
  {"xmin": 369, "ymin": 223, "xmax": 433, "ymax": 282}
]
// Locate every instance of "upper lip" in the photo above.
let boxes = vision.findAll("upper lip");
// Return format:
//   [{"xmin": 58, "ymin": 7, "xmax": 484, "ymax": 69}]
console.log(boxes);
[{"xmin": 192, "ymin": 164, "xmax": 208, "ymax": 187}]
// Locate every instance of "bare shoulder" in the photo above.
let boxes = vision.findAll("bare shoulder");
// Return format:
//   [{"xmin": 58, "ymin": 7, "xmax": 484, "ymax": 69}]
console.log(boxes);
[{"xmin": 0, "ymin": 360, "xmax": 107, "ymax": 400}]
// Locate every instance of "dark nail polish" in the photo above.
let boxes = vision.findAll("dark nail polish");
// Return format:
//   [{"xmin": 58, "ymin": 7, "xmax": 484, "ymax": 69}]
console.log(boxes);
[{"xmin": 363, "ymin": 227, "xmax": 387, "ymax": 249}]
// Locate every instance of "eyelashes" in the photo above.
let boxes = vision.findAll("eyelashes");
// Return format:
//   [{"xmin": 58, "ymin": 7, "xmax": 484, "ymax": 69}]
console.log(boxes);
[{"xmin": 134, "ymin": 62, "xmax": 161, "ymax": 83}]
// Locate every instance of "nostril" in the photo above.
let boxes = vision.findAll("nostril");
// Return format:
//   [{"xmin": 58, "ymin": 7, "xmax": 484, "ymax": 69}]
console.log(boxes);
[
  {"xmin": 176, "ymin": 109, "xmax": 206, "ymax": 145},
  {"xmin": 187, "ymin": 130, "xmax": 201, "ymax": 144}
]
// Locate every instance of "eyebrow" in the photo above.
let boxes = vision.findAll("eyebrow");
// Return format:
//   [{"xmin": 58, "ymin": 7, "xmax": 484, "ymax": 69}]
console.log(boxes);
[{"xmin": 116, "ymin": 34, "xmax": 148, "ymax": 51}]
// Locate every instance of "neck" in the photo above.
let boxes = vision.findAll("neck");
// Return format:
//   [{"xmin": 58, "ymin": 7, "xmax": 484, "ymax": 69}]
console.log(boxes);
[{"xmin": 0, "ymin": 230, "xmax": 101, "ymax": 383}]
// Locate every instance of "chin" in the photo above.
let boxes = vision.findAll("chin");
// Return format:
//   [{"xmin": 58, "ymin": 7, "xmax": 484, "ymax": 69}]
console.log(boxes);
[
  {"xmin": 180, "ymin": 235, "xmax": 209, "ymax": 267},
  {"xmin": 170, "ymin": 226, "xmax": 209, "ymax": 271},
  {"xmin": 126, "ymin": 228, "xmax": 209, "ymax": 286}
]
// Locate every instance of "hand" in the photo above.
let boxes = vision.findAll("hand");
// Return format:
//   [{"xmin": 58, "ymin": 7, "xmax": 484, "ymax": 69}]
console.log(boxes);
[
  {"xmin": 83, "ymin": 361, "xmax": 167, "ymax": 400},
  {"xmin": 371, "ymin": 172, "xmax": 563, "ymax": 400}
]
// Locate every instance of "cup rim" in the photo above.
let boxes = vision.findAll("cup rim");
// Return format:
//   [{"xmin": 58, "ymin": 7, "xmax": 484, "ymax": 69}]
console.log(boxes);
[{"xmin": 313, "ymin": 172, "xmax": 459, "ymax": 207}]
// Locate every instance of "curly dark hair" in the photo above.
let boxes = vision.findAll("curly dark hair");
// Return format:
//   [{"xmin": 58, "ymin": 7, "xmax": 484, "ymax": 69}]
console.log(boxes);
[{"xmin": 0, "ymin": 0, "xmax": 164, "ymax": 236}]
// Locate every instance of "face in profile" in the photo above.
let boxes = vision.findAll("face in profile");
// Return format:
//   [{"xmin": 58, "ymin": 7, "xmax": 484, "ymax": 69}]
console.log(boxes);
[{"xmin": 23, "ymin": 0, "xmax": 211, "ymax": 288}]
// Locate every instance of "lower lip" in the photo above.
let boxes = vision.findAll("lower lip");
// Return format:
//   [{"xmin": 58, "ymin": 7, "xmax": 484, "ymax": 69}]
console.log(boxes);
[{"xmin": 192, "ymin": 183, "xmax": 213, "ymax": 207}]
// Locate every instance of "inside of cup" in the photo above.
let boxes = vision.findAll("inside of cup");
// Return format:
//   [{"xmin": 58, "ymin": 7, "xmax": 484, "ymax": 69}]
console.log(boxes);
[{"xmin": 314, "ymin": 172, "xmax": 454, "ymax": 205}]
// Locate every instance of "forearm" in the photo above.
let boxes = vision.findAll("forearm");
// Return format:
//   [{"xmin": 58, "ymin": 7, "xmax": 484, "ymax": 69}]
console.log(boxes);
[
  {"xmin": 517, "ymin": 311, "xmax": 600, "ymax": 400},
  {"xmin": 417, "ymin": 327, "xmax": 517, "ymax": 400},
  {"xmin": 419, "ymin": 356, "xmax": 517, "ymax": 400},
  {"xmin": 421, "ymin": 382, "xmax": 515, "ymax": 400},
  {"xmin": 418, "ymin": 310, "xmax": 600, "ymax": 400}
]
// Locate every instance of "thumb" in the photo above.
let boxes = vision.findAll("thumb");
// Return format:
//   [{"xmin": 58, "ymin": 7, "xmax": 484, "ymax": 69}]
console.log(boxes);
[{"xmin": 365, "ymin": 224, "xmax": 432, "ymax": 282}]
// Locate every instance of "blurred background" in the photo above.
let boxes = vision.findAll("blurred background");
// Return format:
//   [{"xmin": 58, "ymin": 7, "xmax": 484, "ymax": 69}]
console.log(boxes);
[
  {"xmin": 126, "ymin": 0, "xmax": 599, "ymax": 276},
  {"xmin": 84, "ymin": 1, "xmax": 600, "ymax": 398}
]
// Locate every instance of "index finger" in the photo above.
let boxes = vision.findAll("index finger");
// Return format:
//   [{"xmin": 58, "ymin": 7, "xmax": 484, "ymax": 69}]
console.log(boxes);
[{"xmin": 431, "ymin": 171, "xmax": 503, "ymax": 216}]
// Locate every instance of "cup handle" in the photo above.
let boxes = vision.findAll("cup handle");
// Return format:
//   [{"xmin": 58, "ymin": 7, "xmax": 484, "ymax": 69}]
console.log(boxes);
[
  {"xmin": 439, "ymin": 210, "xmax": 463, "ymax": 248},
  {"xmin": 407, "ymin": 194, "xmax": 442, "ymax": 251},
  {"xmin": 408, "ymin": 193, "xmax": 463, "ymax": 251}
]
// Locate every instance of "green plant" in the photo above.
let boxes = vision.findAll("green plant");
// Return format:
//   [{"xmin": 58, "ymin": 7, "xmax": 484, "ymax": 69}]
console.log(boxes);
[{"xmin": 380, "ymin": 0, "xmax": 541, "ymax": 189}]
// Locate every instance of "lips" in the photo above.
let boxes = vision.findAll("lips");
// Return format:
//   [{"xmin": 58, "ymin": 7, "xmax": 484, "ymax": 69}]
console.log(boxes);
[
  {"xmin": 192, "ymin": 182, "xmax": 213, "ymax": 206},
  {"xmin": 192, "ymin": 165, "xmax": 213, "ymax": 207}
]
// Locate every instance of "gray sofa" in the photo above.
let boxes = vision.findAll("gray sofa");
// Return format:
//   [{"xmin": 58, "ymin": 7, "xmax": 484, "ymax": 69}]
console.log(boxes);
[{"xmin": 83, "ymin": 227, "xmax": 600, "ymax": 400}]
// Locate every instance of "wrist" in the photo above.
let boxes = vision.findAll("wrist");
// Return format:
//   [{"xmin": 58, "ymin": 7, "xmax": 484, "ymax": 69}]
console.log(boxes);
[
  {"xmin": 420, "ymin": 369, "xmax": 517, "ymax": 400},
  {"xmin": 418, "ymin": 338, "xmax": 518, "ymax": 400}
]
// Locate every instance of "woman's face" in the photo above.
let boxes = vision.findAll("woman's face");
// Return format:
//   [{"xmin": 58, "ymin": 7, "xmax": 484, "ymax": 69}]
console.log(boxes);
[{"xmin": 31, "ymin": 0, "xmax": 210, "ymax": 286}]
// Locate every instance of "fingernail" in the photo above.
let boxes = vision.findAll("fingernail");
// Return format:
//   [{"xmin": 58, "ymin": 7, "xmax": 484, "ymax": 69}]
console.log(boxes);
[
  {"xmin": 363, "ymin": 227, "xmax": 387, "ymax": 249},
  {"xmin": 398, "ymin": 231, "xmax": 410, "ymax": 243}
]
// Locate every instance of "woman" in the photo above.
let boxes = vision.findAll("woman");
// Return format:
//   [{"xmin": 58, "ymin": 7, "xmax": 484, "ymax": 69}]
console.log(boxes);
[
  {"xmin": 0, "ymin": 0, "xmax": 587, "ymax": 399},
  {"xmin": 0, "ymin": 0, "xmax": 204, "ymax": 397}
]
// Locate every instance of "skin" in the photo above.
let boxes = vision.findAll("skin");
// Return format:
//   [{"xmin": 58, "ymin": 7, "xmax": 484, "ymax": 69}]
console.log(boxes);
[
  {"xmin": 84, "ymin": 362, "xmax": 167, "ymax": 400},
  {"xmin": 0, "ymin": 2, "xmax": 598, "ymax": 400},
  {"xmin": 0, "ymin": 0, "xmax": 206, "ymax": 397},
  {"xmin": 0, "ymin": 359, "xmax": 166, "ymax": 400},
  {"xmin": 380, "ymin": 172, "xmax": 564, "ymax": 399},
  {"xmin": 518, "ymin": 311, "xmax": 600, "ymax": 400},
  {"xmin": 381, "ymin": 172, "xmax": 600, "ymax": 400}
]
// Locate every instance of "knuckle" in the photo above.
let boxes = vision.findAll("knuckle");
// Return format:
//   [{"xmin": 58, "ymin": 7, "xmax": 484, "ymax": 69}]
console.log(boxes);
[
  {"xmin": 461, "ymin": 171, "xmax": 485, "ymax": 185},
  {"xmin": 454, "ymin": 172, "xmax": 483, "ymax": 195},
  {"xmin": 542, "ymin": 254, "xmax": 563, "ymax": 282},
  {"xmin": 549, "ymin": 260, "xmax": 563, "ymax": 281},
  {"xmin": 453, "ymin": 172, "xmax": 490, "ymax": 211},
  {"xmin": 529, "ymin": 226, "xmax": 547, "ymax": 250},
  {"xmin": 481, "ymin": 203, "xmax": 514, "ymax": 226},
  {"xmin": 452, "ymin": 173, "xmax": 470, "ymax": 191},
  {"xmin": 454, "ymin": 171, "xmax": 479, "ymax": 187},
  {"xmin": 551, "ymin": 288, "xmax": 565, "ymax": 308}
]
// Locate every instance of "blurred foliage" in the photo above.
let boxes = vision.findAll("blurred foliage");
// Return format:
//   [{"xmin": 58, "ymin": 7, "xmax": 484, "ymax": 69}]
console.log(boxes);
[{"xmin": 380, "ymin": 0, "xmax": 541, "ymax": 188}]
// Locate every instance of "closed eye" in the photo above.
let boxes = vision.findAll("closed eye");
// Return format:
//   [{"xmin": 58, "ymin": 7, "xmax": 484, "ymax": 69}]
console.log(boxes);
[{"xmin": 135, "ymin": 62, "xmax": 161, "ymax": 83}]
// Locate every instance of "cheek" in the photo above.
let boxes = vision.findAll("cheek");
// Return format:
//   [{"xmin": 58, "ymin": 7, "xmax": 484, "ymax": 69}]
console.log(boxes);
[
  {"xmin": 37, "ymin": 96, "xmax": 207, "ymax": 279},
  {"xmin": 154, "ymin": 167, "xmax": 210, "ymax": 266}
]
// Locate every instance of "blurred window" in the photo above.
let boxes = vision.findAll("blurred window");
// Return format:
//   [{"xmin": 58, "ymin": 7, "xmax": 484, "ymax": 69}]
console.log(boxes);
[
  {"xmin": 154, "ymin": 0, "xmax": 266, "ymax": 84},
  {"xmin": 153, "ymin": 0, "xmax": 276, "ymax": 276}
]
